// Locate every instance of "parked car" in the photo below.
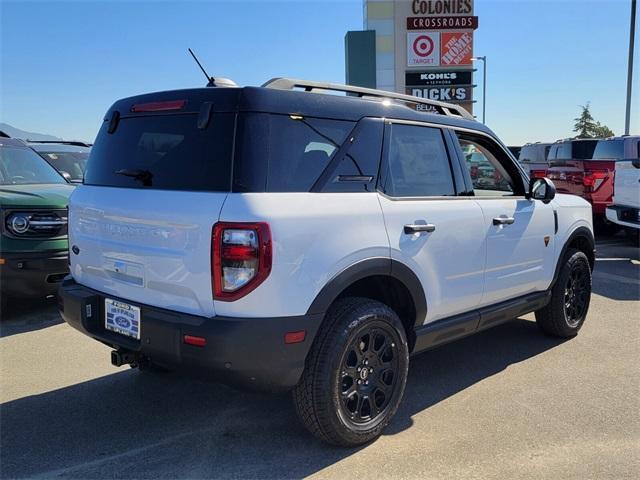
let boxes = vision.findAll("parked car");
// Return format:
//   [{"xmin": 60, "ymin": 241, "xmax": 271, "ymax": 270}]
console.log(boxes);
[
  {"xmin": 507, "ymin": 145, "xmax": 521, "ymax": 159},
  {"xmin": 547, "ymin": 137, "xmax": 640, "ymax": 230},
  {"xmin": 59, "ymin": 78, "xmax": 594, "ymax": 447},
  {"xmin": 28, "ymin": 141, "xmax": 91, "ymax": 183},
  {"xmin": 518, "ymin": 142, "xmax": 552, "ymax": 178},
  {"xmin": 605, "ymin": 151, "xmax": 640, "ymax": 243},
  {"xmin": 0, "ymin": 138, "xmax": 74, "ymax": 307}
]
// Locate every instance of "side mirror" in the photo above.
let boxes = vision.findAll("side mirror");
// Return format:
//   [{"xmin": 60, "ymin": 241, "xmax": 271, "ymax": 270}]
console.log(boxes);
[
  {"xmin": 60, "ymin": 171, "xmax": 72, "ymax": 182},
  {"xmin": 528, "ymin": 177, "xmax": 556, "ymax": 204}
]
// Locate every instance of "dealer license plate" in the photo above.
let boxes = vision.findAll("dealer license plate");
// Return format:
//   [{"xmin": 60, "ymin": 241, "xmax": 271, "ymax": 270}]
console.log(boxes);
[{"xmin": 105, "ymin": 298, "xmax": 141, "ymax": 339}]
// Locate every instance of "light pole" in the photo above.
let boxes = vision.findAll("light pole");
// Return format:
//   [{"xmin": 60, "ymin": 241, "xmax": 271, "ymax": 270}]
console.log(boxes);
[
  {"xmin": 624, "ymin": 0, "xmax": 636, "ymax": 135},
  {"xmin": 472, "ymin": 56, "xmax": 486, "ymax": 124}
]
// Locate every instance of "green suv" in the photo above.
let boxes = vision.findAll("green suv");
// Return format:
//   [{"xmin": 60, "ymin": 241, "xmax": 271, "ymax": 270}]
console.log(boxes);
[{"xmin": 0, "ymin": 138, "xmax": 75, "ymax": 305}]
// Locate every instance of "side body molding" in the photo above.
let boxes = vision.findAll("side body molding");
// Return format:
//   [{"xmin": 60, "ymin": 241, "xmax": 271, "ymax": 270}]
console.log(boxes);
[{"xmin": 306, "ymin": 258, "xmax": 428, "ymax": 328}]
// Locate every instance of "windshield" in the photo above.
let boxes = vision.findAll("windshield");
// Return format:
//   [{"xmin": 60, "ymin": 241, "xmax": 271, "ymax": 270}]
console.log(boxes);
[{"xmin": 0, "ymin": 146, "xmax": 67, "ymax": 185}]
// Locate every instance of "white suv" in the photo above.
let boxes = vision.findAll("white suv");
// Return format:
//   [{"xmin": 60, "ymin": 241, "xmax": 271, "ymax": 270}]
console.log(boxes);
[{"xmin": 59, "ymin": 79, "xmax": 595, "ymax": 446}]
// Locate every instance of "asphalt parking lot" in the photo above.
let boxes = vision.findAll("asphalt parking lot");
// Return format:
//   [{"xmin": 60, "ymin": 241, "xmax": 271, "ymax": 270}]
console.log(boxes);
[{"xmin": 1, "ymin": 234, "xmax": 638, "ymax": 479}]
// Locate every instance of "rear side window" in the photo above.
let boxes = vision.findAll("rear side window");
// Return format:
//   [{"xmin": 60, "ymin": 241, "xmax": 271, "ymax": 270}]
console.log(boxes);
[
  {"xmin": 233, "ymin": 114, "xmax": 354, "ymax": 192},
  {"xmin": 593, "ymin": 139, "xmax": 624, "ymax": 160},
  {"xmin": 85, "ymin": 113, "xmax": 234, "ymax": 191},
  {"xmin": 382, "ymin": 124, "xmax": 454, "ymax": 197}
]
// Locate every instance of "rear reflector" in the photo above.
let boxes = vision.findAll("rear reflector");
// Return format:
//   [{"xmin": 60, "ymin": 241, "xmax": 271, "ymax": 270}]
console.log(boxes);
[
  {"xmin": 131, "ymin": 100, "xmax": 186, "ymax": 112},
  {"xmin": 183, "ymin": 335, "xmax": 206, "ymax": 347},
  {"xmin": 284, "ymin": 331, "xmax": 306, "ymax": 344}
]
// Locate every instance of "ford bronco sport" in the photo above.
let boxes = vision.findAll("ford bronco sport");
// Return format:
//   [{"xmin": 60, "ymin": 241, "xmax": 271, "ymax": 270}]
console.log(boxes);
[
  {"xmin": 59, "ymin": 78, "xmax": 595, "ymax": 446},
  {"xmin": 1, "ymin": 138, "xmax": 74, "ymax": 307}
]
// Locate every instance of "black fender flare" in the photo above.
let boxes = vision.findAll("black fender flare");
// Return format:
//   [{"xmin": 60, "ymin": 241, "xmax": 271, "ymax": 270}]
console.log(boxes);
[
  {"xmin": 306, "ymin": 257, "xmax": 427, "ymax": 328},
  {"xmin": 551, "ymin": 226, "xmax": 595, "ymax": 287}
]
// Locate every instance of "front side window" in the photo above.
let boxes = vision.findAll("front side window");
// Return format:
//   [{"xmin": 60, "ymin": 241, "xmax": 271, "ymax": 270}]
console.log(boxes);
[
  {"xmin": 382, "ymin": 124, "xmax": 454, "ymax": 197},
  {"xmin": 0, "ymin": 146, "xmax": 66, "ymax": 185},
  {"xmin": 458, "ymin": 136, "xmax": 514, "ymax": 196}
]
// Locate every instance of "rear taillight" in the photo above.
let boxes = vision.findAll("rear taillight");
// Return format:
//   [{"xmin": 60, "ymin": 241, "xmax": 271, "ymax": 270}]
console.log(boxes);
[
  {"xmin": 212, "ymin": 222, "xmax": 272, "ymax": 301},
  {"xmin": 531, "ymin": 169, "xmax": 547, "ymax": 179},
  {"xmin": 582, "ymin": 170, "xmax": 608, "ymax": 191}
]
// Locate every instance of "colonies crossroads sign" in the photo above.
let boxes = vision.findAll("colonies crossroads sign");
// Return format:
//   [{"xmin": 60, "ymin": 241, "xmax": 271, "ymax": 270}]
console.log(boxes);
[{"xmin": 404, "ymin": 0, "xmax": 476, "ymax": 111}]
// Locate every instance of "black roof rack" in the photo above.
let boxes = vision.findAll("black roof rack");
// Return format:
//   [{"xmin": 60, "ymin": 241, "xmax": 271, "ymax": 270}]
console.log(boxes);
[
  {"xmin": 26, "ymin": 140, "xmax": 91, "ymax": 147},
  {"xmin": 262, "ymin": 77, "xmax": 475, "ymax": 120}
]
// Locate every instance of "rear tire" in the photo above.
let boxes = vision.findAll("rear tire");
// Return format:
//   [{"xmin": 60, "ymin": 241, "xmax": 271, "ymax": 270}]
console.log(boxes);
[
  {"xmin": 293, "ymin": 297, "xmax": 409, "ymax": 447},
  {"xmin": 536, "ymin": 249, "xmax": 592, "ymax": 337}
]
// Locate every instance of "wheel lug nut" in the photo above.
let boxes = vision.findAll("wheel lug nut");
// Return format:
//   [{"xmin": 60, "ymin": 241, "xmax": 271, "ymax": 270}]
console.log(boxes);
[
  {"xmin": 357, "ymin": 367, "xmax": 361, "ymax": 372},
  {"xmin": 365, "ymin": 380, "xmax": 369, "ymax": 385},
  {"xmin": 369, "ymin": 368, "xmax": 373, "ymax": 373}
]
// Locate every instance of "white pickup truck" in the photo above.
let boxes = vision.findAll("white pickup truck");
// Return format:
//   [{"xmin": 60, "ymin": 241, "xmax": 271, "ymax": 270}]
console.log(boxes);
[{"xmin": 605, "ymin": 141, "xmax": 640, "ymax": 242}]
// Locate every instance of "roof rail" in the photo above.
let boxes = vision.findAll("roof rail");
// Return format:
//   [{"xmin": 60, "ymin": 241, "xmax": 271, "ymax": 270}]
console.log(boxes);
[
  {"xmin": 262, "ymin": 77, "xmax": 475, "ymax": 120},
  {"xmin": 26, "ymin": 140, "xmax": 91, "ymax": 147}
]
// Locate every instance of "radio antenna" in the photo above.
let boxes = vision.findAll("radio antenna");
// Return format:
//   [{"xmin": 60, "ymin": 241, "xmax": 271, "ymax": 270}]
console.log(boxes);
[{"xmin": 188, "ymin": 48, "xmax": 214, "ymax": 86}]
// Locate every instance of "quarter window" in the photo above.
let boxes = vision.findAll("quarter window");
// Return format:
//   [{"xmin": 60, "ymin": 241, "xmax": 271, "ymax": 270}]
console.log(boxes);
[{"xmin": 383, "ymin": 124, "xmax": 455, "ymax": 197}]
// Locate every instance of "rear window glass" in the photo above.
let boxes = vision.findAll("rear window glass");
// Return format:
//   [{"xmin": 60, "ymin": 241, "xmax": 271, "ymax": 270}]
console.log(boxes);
[
  {"xmin": 548, "ymin": 141, "xmax": 597, "ymax": 160},
  {"xmin": 593, "ymin": 139, "xmax": 624, "ymax": 160},
  {"xmin": 84, "ymin": 113, "xmax": 234, "ymax": 191},
  {"xmin": 233, "ymin": 114, "xmax": 354, "ymax": 192},
  {"xmin": 518, "ymin": 145, "xmax": 537, "ymax": 162}
]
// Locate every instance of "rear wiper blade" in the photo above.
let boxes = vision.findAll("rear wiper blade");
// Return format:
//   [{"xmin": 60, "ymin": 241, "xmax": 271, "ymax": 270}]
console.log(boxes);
[{"xmin": 115, "ymin": 168, "xmax": 153, "ymax": 186}]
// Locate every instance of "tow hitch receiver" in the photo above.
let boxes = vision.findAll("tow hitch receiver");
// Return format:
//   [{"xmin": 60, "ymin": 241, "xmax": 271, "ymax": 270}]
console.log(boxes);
[{"xmin": 111, "ymin": 349, "xmax": 138, "ymax": 367}]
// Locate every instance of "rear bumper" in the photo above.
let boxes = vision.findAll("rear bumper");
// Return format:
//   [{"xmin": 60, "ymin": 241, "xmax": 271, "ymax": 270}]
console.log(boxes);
[
  {"xmin": 58, "ymin": 277, "xmax": 323, "ymax": 391},
  {"xmin": 0, "ymin": 249, "xmax": 68, "ymax": 298},
  {"xmin": 606, "ymin": 205, "xmax": 640, "ymax": 230}
]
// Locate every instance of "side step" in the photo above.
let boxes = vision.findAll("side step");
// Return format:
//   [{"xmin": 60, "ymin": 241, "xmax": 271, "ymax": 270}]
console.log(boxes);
[{"xmin": 413, "ymin": 291, "xmax": 551, "ymax": 354}]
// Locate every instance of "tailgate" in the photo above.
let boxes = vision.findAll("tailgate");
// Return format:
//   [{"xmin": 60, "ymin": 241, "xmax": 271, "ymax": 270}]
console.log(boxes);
[
  {"xmin": 614, "ymin": 160, "xmax": 640, "ymax": 208},
  {"xmin": 547, "ymin": 160, "xmax": 586, "ymax": 195},
  {"xmin": 70, "ymin": 187, "xmax": 227, "ymax": 317}
]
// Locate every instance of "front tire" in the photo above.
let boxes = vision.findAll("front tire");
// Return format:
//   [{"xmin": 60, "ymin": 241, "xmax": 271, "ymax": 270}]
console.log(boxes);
[
  {"xmin": 293, "ymin": 297, "xmax": 409, "ymax": 447},
  {"xmin": 536, "ymin": 249, "xmax": 592, "ymax": 337}
]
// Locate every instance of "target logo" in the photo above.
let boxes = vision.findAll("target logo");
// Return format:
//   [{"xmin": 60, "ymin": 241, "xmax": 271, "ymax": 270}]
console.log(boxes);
[
  {"xmin": 413, "ymin": 35, "xmax": 434, "ymax": 57},
  {"xmin": 407, "ymin": 32, "xmax": 440, "ymax": 67}
]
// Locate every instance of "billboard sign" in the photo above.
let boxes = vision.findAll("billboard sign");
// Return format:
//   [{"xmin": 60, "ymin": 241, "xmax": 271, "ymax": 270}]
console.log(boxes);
[
  {"xmin": 407, "ymin": 86, "xmax": 473, "ymax": 102},
  {"xmin": 440, "ymin": 31, "xmax": 473, "ymax": 66},
  {"xmin": 407, "ymin": 15, "xmax": 478, "ymax": 30},
  {"xmin": 405, "ymin": 70, "xmax": 473, "ymax": 86},
  {"xmin": 407, "ymin": 32, "xmax": 440, "ymax": 67}
]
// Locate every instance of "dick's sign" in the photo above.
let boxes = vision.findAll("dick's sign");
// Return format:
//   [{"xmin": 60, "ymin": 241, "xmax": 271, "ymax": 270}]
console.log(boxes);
[{"xmin": 407, "ymin": 86, "xmax": 472, "ymax": 102}]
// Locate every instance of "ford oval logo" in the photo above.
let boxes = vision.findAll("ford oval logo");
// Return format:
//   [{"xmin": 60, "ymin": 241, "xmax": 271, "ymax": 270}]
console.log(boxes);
[{"xmin": 115, "ymin": 316, "xmax": 131, "ymax": 329}]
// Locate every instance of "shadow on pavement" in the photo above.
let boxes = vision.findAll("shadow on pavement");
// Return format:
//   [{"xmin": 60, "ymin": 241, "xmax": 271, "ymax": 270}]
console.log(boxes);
[
  {"xmin": 0, "ymin": 318, "xmax": 565, "ymax": 479},
  {"xmin": 592, "ymin": 235, "xmax": 640, "ymax": 302},
  {"xmin": 0, "ymin": 298, "xmax": 61, "ymax": 338}
]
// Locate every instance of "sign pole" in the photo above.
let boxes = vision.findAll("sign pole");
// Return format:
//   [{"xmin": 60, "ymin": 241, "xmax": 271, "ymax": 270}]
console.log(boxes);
[
  {"xmin": 472, "ymin": 56, "xmax": 486, "ymax": 123},
  {"xmin": 625, "ymin": 0, "xmax": 636, "ymax": 136}
]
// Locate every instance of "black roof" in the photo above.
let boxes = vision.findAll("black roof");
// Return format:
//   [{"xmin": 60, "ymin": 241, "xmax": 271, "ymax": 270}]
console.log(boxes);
[{"xmin": 106, "ymin": 85, "xmax": 493, "ymax": 137}]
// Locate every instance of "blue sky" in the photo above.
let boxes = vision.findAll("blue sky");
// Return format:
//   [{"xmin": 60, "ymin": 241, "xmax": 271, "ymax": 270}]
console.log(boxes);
[{"xmin": 1, "ymin": 0, "xmax": 638, "ymax": 145}]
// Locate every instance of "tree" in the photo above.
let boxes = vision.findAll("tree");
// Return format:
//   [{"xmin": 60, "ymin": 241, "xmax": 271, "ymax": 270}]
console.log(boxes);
[
  {"xmin": 592, "ymin": 122, "xmax": 615, "ymax": 138},
  {"xmin": 573, "ymin": 103, "xmax": 615, "ymax": 138}
]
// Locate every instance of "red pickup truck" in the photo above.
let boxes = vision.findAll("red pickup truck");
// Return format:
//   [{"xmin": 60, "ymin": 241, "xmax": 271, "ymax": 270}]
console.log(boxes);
[{"xmin": 546, "ymin": 138, "xmax": 621, "ymax": 228}]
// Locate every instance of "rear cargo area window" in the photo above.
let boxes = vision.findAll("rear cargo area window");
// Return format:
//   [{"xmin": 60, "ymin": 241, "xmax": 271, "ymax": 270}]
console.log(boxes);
[
  {"xmin": 233, "ymin": 114, "xmax": 354, "ymax": 192},
  {"xmin": 84, "ymin": 113, "xmax": 234, "ymax": 191}
]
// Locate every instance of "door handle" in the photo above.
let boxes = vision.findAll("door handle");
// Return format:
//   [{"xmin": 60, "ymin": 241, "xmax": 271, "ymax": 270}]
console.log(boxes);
[
  {"xmin": 493, "ymin": 216, "xmax": 515, "ymax": 226},
  {"xmin": 404, "ymin": 224, "xmax": 436, "ymax": 234}
]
